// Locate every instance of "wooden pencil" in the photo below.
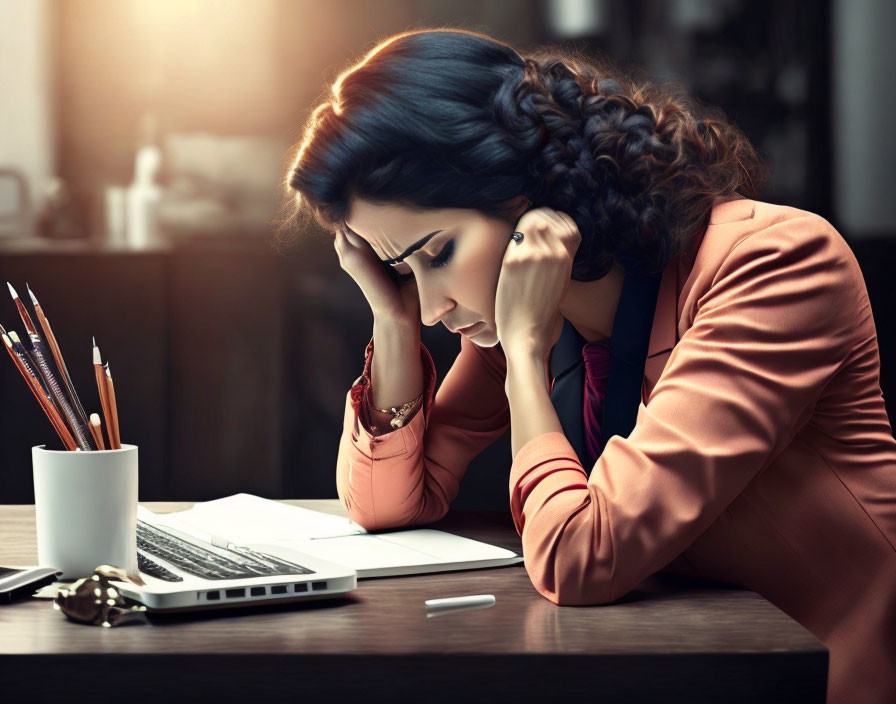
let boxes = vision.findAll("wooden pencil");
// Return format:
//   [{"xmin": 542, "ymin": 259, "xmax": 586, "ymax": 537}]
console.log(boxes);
[
  {"xmin": 88, "ymin": 413, "xmax": 106, "ymax": 450},
  {"xmin": 27, "ymin": 284, "xmax": 91, "ymax": 430},
  {"xmin": 13, "ymin": 331, "xmax": 93, "ymax": 451},
  {"xmin": 93, "ymin": 338, "xmax": 113, "ymax": 449},
  {"xmin": 1, "ymin": 325, "xmax": 77, "ymax": 450},
  {"xmin": 6, "ymin": 282, "xmax": 38, "ymax": 336},
  {"xmin": 7, "ymin": 283, "xmax": 94, "ymax": 450},
  {"xmin": 8, "ymin": 331, "xmax": 73, "ymax": 441},
  {"xmin": 104, "ymin": 362, "xmax": 121, "ymax": 449}
]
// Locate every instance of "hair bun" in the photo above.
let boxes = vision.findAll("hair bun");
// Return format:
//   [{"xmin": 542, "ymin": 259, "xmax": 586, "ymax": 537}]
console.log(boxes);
[{"xmin": 597, "ymin": 78, "xmax": 623, "ymax": 96}]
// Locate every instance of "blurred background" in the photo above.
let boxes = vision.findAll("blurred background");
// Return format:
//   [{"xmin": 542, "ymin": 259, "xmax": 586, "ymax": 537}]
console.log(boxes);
[{"xmin": 1, "ymin": 0, "xmax": 894, "ymax": 506}]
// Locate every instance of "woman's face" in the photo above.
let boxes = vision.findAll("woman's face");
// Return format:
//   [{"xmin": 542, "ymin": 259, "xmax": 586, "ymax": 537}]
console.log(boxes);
[{"xmin": 344, "ymin": 197, "xmax": 528, "ymax": 347}]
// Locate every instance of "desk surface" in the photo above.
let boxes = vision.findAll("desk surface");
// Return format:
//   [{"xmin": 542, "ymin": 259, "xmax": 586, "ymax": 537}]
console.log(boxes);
[{"xmin": 0, "ymin": 500, "xmax": 827, "ymax": 703}]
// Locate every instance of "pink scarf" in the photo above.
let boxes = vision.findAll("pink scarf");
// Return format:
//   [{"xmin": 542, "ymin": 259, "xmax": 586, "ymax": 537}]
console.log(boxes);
[{"xmin": 582, "ymin": 339, "xmax": 611, "ymax": 467}]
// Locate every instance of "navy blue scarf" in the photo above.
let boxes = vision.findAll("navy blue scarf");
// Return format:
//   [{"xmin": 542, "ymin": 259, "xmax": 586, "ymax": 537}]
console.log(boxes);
[{"xmin": 549, "ymin": 262, "xmax": 663, "ymax": 467}]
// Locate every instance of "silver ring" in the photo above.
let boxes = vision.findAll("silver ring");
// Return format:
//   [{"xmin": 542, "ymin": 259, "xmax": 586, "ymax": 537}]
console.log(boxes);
[{"xmin": 511, "ymin": 231, "xmax": 524, "ymax": 244}]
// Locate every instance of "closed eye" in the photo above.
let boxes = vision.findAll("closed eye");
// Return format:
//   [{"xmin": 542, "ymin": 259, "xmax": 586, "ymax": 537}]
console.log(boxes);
[
  {"xmin": 429, "ymin": 239, "xmax": 454, "ymax": 268},
  {"xmin": 392, "ymin": 240, "xmax": 454, "ymax": 283}
]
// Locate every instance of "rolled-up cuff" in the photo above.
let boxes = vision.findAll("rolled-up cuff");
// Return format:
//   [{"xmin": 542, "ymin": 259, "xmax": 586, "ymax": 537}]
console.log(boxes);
[{"xmin": 349, "ymin": 333, "xmax": 438, "ymax": 438}]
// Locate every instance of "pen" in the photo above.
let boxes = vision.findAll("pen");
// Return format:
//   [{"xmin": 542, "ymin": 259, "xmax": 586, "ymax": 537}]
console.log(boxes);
[{"xmin": 424, "ymin": 594, "xmax": 496, "ymax": 609}]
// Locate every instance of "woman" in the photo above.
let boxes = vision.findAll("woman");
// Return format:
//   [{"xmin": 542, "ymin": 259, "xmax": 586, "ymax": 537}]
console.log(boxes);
[{"xmin": 284, "ymin": 29, "xmax": 896, "ymax": 703}]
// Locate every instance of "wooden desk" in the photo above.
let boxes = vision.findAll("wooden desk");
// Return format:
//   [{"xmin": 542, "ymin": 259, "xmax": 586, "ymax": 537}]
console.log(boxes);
[{"xmin": 0, "ymin": 500, "xmax": 827, "ymax": 703}]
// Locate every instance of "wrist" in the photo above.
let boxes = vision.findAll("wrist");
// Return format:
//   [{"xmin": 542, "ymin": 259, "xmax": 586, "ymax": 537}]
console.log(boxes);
[
  {"xmin": 373, "ymin": 312, "xmax": 419, "ymax": 334},
  {"xmin": 504, "ymin": 348, "xmax": 549, "ymax": 395},
  {"xmin": 502, "ymin": 334, "xmax": 547, "ymax": 360}
]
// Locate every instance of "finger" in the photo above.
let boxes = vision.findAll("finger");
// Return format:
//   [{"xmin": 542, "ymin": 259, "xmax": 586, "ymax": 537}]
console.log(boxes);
[
  {"xmin": 342, "ymin": 227, "xmax": 365, "ymax": 248},
  {"xmin": 552, "ymin": 214, "xmax": 581, "ymax": 257},
  {"xmin": 551, "ymin": 210, "xmax": 576, "ymax": 236}
]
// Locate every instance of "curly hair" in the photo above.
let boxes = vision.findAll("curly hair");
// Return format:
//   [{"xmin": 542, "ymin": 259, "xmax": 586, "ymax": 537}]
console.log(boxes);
[{"xmin": 282, "ymin": 28, "xmax": 766, "ymax": 279}]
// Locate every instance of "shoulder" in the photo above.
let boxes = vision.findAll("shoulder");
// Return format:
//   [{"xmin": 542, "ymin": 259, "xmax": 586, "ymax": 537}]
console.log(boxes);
[{"xmin": 682, "ymin": 199, "xmax": 863, "ymax": 310}]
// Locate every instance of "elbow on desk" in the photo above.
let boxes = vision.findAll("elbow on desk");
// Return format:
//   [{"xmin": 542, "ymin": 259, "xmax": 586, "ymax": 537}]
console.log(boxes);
[
  {"xmin": 343, "ymin": 497, "xmax": 448, "ymax": 532},
  {"xmin": 524, "ymin": 559, "xmax": 619, "ymax": 606},
  {"xmin": 525, "ymin": 559, "xmax": 631, "ymax": 606},
  {"xmin": 521, "ymin": 522, "xmax": 631, "ymax": 607}
]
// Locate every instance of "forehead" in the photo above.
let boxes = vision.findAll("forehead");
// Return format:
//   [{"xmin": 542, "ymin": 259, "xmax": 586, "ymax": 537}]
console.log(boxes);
[{"xmin": 344, "ymin": 198, "xmax": 456, "ymax": 260}]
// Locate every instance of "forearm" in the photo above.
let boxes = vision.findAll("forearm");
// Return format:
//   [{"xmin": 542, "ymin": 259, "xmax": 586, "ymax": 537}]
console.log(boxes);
[
  {"xmin": 504, "ymin": 347, "xmax": 563, "ymax": 458},
  {"xmin": 368, "ymin": 318, "xmax": 424, "ymax": 432}
]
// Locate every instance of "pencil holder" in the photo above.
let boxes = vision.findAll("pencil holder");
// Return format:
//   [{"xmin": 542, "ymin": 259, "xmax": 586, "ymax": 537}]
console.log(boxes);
[{"xmin": 32, "ymin": 444, "xmax": 138, "ymax": 580}]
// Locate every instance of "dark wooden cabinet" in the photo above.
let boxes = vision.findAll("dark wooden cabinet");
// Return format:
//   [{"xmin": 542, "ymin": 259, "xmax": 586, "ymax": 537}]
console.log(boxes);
[
  {"xmin": 1, "ymin": 234, "xmax": 893, "ymax": 506},
  {"xmin": 0, "ymin": 243, "xmax": 168, "ymax": 502},
  {"xmin": 0, "ymin": 237, "xmax": 507, "ymax": 506}
]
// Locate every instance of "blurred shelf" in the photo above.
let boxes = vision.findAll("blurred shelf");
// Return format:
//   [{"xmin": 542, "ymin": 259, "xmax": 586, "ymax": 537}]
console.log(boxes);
[{"xmin": 0, "ymin": 237, "xmax": 171, "ymax": 255}]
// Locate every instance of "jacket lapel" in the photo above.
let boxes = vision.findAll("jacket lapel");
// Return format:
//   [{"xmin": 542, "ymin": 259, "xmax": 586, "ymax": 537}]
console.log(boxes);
[{"xmin": 643, "ymin": 262, "xmax": 680, "ymax": 398}]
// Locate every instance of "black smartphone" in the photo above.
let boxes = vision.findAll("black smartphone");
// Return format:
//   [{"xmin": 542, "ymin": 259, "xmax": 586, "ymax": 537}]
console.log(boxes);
[{"xmin": 0, "ymin": 565, "xmax": 62, "ymax": 603}]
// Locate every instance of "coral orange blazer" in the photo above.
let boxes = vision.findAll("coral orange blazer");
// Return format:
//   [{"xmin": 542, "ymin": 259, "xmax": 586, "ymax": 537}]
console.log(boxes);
[{"xmin": 336, "ymin": 199, "xmax": 896, "ymax": 704}]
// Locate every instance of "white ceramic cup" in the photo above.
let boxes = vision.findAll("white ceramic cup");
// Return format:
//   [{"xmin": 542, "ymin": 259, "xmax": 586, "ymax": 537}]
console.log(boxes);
[{"xmin": 32, "ymin": 444, "xmax": 138, "ymax": 580}]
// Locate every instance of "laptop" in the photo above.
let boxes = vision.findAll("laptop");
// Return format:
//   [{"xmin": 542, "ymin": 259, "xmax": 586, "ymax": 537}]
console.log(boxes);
[
  {"xmin": 105, "ymin": 506, "xmax": 358, "ymax": 613},
  {"xmin": 101, "ymin": 494, "xmax": 522, "ymax": 613}
]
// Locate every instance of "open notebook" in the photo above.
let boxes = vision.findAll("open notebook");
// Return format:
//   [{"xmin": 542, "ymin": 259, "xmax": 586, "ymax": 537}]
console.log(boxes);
[{"xmin": 90, "ymin": 493, "xmax": 523, "ymax": 612}]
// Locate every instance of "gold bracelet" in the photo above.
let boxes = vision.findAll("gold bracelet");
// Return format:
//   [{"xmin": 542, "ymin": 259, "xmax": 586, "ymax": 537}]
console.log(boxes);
[{"xmin": 369, "ymin": 391, "xmax": 424, "ymax": 429}]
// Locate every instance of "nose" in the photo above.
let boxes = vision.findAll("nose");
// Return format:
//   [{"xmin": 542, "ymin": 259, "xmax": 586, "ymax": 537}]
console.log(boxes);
[{"xmin": 417, "ymin": 278, "xmax": 454, "ymax": 328}]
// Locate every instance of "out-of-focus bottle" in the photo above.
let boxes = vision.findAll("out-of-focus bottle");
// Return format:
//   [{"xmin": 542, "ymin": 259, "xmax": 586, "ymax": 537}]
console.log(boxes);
[{"xmin": 126, "ymin": 113, "xmax": 163, "ymax": 248}]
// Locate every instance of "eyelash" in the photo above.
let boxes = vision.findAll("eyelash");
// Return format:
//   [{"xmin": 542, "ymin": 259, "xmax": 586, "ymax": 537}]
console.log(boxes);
[
  {"xmin": 430, "ymin": 240, "xmax": 454, "ymax": 268},
  {"xmin": 394, "ymin": 240, "xmax": 454, "ymax": 283}
]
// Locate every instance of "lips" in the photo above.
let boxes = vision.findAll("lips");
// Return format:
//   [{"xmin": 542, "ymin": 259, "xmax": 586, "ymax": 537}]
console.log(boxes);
[{"xmin": 455, "ymin": 322, "xmax": 481, "ymax": 335}]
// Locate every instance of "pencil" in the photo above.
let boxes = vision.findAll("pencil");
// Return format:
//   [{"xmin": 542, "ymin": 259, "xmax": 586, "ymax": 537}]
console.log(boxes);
[
  {"xmin": 7, "ymin": 283, "xmax": 95, "ymax": 450},
  {"xmin": 1, "ymin": 324, "xmax": 77, "ymax": 450},
  {"xmin": 27, "ymin": 284, "xmax": 91, "ymax": 431},
  {"xmin": 4, "ymin": 331, "xmax": 49, "ymax": 399},
  {"xmin": 14, "ymin": 331, "xmax": 94, "ymax": 451},
  {"xmin": 7, "ymin": 282, "xmax": 38, "ymax": 337},
  {"xmin": 2, "ymin": 324, "xmax": 70, "ymax": 445},
  {"xmin": 88, "ymin": 413, "xmax": 106, "ymax": 450},
  {"xmin": 104, "ymin": 362, "xmax": 121, "ymax": 449},
  {"xmin": 93, "ymin": 337, "xmax": 113, "ymax": 448}
]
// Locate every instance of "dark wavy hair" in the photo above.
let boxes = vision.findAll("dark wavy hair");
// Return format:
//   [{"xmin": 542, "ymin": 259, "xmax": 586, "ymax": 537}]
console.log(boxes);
[{"xmin": 281, "ymin": 28, "xmax": 766, "ymax": 279}]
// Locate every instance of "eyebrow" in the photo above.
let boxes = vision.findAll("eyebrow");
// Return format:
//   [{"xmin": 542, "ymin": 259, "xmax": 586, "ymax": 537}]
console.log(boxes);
[{"xmin": 380, "ymin": 230, "xmax": 444, "ymax": 265}]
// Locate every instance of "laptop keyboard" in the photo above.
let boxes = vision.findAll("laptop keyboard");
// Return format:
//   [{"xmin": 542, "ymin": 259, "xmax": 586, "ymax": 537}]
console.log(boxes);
[{"xmin": 136, "ymin": 519, "xmax": 315, "ymax": 581}]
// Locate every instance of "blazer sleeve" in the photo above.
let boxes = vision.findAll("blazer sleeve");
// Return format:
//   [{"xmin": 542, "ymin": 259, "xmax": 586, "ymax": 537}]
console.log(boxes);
[
  {"xmin": 508, "ymin": 214, "xmax": 862, "ymax": 605},
  {"xmin": 336, "ymin": 331, "xmax": 510, "ymax": 530}
]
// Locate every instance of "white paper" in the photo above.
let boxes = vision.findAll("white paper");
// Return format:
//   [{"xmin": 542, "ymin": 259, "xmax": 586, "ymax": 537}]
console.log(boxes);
[
  {"xmin": 142, "ymin": 493, "xmax": 366, "ymax": 545},
  {"xmin": 137, "ymin": 493, "xmax": 523, "ymax": 578}
]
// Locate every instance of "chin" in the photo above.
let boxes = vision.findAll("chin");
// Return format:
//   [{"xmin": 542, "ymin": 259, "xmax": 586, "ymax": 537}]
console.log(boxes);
[{"xmin": 470, "ymin": 327, "xmax": 499, "ymax": 348}]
